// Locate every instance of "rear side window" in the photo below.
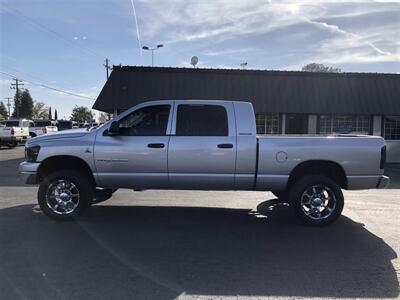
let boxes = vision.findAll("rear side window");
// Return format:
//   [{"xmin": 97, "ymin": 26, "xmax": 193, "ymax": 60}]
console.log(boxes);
[{"xmin": 176, "ymin": 105, "xmax": 228, "ymax": 136}]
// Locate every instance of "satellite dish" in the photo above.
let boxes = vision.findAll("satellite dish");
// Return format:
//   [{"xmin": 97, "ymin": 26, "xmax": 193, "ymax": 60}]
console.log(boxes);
[{"xmin": 191, "ymin": 56, "xmax": 198, "ymax": 67}]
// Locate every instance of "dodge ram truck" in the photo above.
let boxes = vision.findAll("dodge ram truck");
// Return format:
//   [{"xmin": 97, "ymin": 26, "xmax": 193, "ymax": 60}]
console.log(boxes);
[{"xmin": 19, "ymin": 100, "xmax": 390, "ymax": 225}]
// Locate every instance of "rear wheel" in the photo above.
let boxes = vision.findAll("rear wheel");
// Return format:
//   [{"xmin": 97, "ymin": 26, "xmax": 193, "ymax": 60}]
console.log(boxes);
[
  {"xmin": 38, "ymin": 170, "xmax": 94, "ymax": 220},
  {"xmin": 289, "ymin": 175, "xmax": 344, "ymax": 226}
]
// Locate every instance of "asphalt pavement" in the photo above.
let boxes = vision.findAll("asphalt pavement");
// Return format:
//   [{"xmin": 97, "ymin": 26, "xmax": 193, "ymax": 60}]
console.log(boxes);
[{"xmin": 0, "ymin": 146, "xmax": 399, "ymax": 300}]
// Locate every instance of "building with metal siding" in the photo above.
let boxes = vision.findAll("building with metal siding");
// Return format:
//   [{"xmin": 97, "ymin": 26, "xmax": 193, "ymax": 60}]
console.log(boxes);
[{"xmin": 93, "ymin": 66, "xmax": 400, "ymax": 162}]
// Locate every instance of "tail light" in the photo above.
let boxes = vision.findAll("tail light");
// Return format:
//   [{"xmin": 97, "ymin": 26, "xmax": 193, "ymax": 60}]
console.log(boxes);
[
  {"xmin": 42, "ymin": 127, "xmax": 47, "ymax": 134},
  {"xmin": 11, "ymin": 128, "xmax": 14, "ymax": 135}
]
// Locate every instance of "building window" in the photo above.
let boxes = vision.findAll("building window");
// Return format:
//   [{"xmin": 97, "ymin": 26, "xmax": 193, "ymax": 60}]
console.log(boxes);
[
  {"xmin": 319, "ymin": 115, "xmax": 370, "ymax": 135},
  {"xmin": 255, "ymin": 113, "xmax": 280, "ymax": 134},
  {"xmin": 384, "ymin": 116, "xmax": 400, "ymax": 140}
]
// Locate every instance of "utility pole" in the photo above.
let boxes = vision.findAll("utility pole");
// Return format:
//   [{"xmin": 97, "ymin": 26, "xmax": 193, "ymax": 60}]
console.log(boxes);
[
  {"xmin": 10, "ymin": 78, "xmax": 24, "ymax": 118},
  {"xmin": 103, "ymin": 58, "xmax": 112, "ymax": 79},
  {"xmin": 103, "ymin": 58, "xmax": 115, "ymax": 117}
]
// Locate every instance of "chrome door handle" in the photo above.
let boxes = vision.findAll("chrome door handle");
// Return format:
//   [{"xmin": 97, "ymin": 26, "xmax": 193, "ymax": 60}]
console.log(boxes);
[
  {"xmin": 148, "ymin": 143, "xmax": 165, "ymax": 148},
  {"xmin": 217, "ymin": 143, "xmax": 233, "ymax": 149}
]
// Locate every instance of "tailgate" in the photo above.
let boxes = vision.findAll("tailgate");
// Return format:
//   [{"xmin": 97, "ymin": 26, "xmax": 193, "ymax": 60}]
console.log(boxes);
[
  {"xmin": 46, "ymin": 126, "xmax": 58, "ymax": 132},
  {"xmin": 13, "ymin": 127, "xmax": 29, "ymax": 137}
]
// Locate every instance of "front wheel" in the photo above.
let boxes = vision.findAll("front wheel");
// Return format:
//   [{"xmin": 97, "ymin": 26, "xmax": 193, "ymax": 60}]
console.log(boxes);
[
  {"xmin": 6, "ymin": 141, "xmax": 17, "ymax": 148},
  {"xmin": 38, "ymin": 170, "xmax": 94, "ymax": 220},
  {"xmin": 289, "ymin": 175, "xmax": 344, "ymax": 226}
]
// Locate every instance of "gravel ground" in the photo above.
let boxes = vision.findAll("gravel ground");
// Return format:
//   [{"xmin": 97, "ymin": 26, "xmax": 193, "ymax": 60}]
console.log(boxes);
[{"xmin": 0, "ymin": 146, "xmax": 399, "ymax": 300}]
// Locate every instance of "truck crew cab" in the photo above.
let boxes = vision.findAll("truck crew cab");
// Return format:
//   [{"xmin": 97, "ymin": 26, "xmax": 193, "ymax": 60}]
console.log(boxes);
[{"xmin": 19, "ymin": 100, "xmax": 389, "ymax": 226}]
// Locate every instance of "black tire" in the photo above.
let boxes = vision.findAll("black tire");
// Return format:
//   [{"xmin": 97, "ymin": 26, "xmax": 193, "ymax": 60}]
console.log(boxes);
[
  {"xmin": 6, "ymin": 142, "xmax": 17, "ymax": 148},
  {"xmin": 289, "ymin": 175, "xmax": 344, "ymax": 226},
  {"xmin": 38, "ymin": 170, "xmax": 94, "ymax": 221},
  {"xmin": 29, "ymin": 133, "xmax": 37, "ymax": 138},
  {"xmin": 272, "ymin": 191, "xmax": 288, "ymax": 202}
]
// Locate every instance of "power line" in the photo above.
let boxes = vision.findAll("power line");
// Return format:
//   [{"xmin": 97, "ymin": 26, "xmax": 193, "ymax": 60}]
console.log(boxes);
[{"xmin": 0, "ymin": 71, "xmax": 96, "ymax": 100}]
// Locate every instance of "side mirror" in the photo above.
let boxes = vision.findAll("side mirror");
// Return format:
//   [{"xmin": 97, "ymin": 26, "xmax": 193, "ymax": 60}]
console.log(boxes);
[{"xmin": 108, "ymin": 121, "xmax": 120, "ymax": 135}]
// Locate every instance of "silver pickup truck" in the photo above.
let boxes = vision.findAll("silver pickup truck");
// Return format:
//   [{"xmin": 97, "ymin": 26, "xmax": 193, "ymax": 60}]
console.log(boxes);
[{"xmin": 19, "ymin": 100, "xmax": 389, "ymax": 225}]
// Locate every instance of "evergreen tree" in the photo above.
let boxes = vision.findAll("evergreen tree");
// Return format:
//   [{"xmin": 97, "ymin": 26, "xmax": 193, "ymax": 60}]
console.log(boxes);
[
  {"xmin": 0, "ymin": 101, "xmax": 8, "ymax": 119},
  {"xmin": 19, "ymin": 89, "xmax": 34, "ymax": 119},
  {"xmin": 48, "ymin": 107, "xmax": 52, "ymax": 120},
  {"xmin": 11, "ymin": 90, "xmax": 22, "ymax": 118},
  {"xmin": 54, "ymin": 109, "xmax": 58, "ymax": 120}
]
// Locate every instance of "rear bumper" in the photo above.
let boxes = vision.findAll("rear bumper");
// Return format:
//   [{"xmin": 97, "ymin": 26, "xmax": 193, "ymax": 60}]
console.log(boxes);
[
  {"xmin": 347, "ymin": 175, "xmax": 390, "ymax": 190},
  {"xmin": 0, "ymin": 136, "xmax": 22, "ymax": 142},
  {"xmin": 19, "ymin": 161, "xmax": 40, "ymax": 184}
]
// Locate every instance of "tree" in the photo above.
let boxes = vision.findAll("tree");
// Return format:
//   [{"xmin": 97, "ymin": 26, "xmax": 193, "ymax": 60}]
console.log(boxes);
[
  {"xmin": 0, "ymin": 101, "xmax": 7, "ymax": 119},
  {"xmin": 301, "ymin": 63, "xmax": 341, "ymax": 73},
  {"xmin": 19, "ymin": 89, "xmax": 34, "ymax": 119},
  {"xmin": 32, "ymin": 101, "xmax": 49, "ymax": 119},
  {"xmin": 48, "ymin": 107, "xmax": 52, "ymax": 120},
  {"xmin": 11, "ymin": 90, "xmax": 22, "ymax": 118},
  {"xmin": 54, "ymin": 109, "xmax": 58, "ymax": 120},
  {"xmin": 70, "ymin": 106, "xmax": 94, "ymax": 123},
  {"xmin": 98, "ymin": 112, "xmax": 111, "ymax": 123}
]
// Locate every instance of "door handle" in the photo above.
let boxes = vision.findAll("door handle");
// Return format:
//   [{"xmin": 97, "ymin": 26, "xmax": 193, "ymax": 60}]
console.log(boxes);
[
  {"xmin": 217, "ymin": 143, "xmax": 234, "ymax": 149},
  {"xmin": 147, "ymin": 143, "xmax": 165, "ymax": 148}
]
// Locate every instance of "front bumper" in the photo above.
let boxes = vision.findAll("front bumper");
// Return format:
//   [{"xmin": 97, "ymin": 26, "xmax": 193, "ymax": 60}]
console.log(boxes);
[{"xmin": 19, "ymin": 161, "xmax": 40, "ymax": 184}]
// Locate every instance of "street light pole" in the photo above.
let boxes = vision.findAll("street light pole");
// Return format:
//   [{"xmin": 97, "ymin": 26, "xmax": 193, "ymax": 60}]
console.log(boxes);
[{"xmin": 142, "ymin": 44, "xmax": 164, "ymax": 67}]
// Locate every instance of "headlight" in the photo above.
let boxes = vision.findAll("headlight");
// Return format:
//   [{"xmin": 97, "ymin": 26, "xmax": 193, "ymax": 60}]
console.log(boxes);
[{"xmin": 25, "ymin": 145, "xmax": 40, "ymax": 162}]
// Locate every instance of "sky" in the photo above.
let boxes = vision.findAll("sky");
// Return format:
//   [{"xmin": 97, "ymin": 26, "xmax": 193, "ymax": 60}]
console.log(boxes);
[{"xmin": 0, "ymin": 0, "xmax": 399, "ymax": 120}]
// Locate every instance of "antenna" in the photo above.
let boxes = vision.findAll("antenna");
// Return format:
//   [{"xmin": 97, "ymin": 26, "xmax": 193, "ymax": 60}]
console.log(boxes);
[{"xmin": 190, "ymin": 56, "xmax": 199, "ymax": 68}]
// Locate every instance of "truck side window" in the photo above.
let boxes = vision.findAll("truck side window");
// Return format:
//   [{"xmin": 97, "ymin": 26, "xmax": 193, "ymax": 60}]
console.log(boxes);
[
  {"xmin": 118, "ymin": 105, "xmax": 170, "ymax": 136},
  {"xmin": 176, "ymin": 104, "xmax": 228, "ymax": 136}
]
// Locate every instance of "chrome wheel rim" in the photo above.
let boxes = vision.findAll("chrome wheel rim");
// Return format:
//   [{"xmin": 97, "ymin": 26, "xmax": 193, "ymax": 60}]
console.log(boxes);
[
  {"xmin": 46, "ymin": 180, "xmax": 80, "ymax": 215},
  {"xmin": 300, "ymin": 185, "xmax": 336, "ymax": 220}
]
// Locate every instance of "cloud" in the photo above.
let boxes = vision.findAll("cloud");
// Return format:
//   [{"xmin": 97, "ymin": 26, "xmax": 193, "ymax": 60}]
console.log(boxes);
[
  {"xmin": 203, "ymin": 47, "xmax": 258, "ymax": 57},
  {"xmin": 133, "ymin": 0, "xmax": 399, "ymax": 68}
]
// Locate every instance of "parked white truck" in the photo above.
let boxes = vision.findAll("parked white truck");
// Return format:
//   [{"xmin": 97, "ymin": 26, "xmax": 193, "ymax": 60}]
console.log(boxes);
[
  {"xmin": 19, "ymin": 100, "xmax": 389, "ymax": 225},
  {"xmin": 29, "ymin": 120, "xmax": 58, "ymax": 137},
  {"xmin": 0, "ymin": 119, "xmax": 30, "ymax": 147}
]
